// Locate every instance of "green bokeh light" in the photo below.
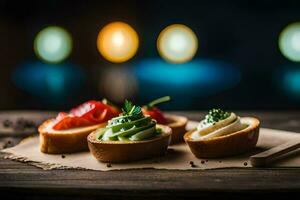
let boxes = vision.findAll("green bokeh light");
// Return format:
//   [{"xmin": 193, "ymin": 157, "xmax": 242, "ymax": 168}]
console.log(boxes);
[
  {"xmin": 34, "ymin": 26, "xmax": 72, "ymax": 63},
  {"xmin": 279, "ymin": 22, "xmax": 300, "ymax": 62}
]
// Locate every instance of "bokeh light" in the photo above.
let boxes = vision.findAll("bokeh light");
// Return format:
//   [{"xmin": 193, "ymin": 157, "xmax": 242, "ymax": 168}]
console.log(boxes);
[
  {"xmin": 34, "ymin": 26, "xmax": 72, "ymax": 63},
  {"xmin": 157, "ymin": 24, "xmax": 198, "ymax": 63},
  {"xmin": 12, "ymin": 61, "xmax": 84, "ymax": 100},
  {"xmin": 99, "ymin": 67, "xmax": 138, "ymax": 103},
  {"xmin": 97, "ymin": 22, "xmax": 139, "ymax": 63},
  {"xmin": 274, "ymin": 66, "xmax": 300, "ymax": 98},
  {"xmin": 132, "ymin": 59, "xmax": 240, "ymax": 109},
  {"xmin": 283, "ymin": 70, "xmax": 300, "ymax": 97},
  {"xmin": 279, "ymin": 22, "xmax": 300, "ymax": 62}
]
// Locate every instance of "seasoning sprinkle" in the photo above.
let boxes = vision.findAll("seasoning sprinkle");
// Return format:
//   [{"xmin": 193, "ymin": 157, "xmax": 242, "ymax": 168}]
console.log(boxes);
[
  {"xmin": 201, "ymin": 160, "xmax": 205, "ymax": 164},
  {"xmin": 189, "ymin": 161, "xmax": 196, "ymax": 168},
  {"xmin": 244, "ymin": 162, "xmax": 248, "ymax": 166},
  {"xmin": 61, "ymin": 155, "xmax": 65, "ymax": 159},
  {"xmin": 106, "ymin": 163, "xmax": 112, "ymax": 168},
  {"xmin": 3, "ymin": 119, "xmax": 12, "ymax": 128},
  {"xmin": 2, "ymin": 118, "xmax": 37, "ymax": 130}
]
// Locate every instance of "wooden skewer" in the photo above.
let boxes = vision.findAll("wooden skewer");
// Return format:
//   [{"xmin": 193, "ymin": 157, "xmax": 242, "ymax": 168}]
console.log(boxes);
[{"xmin": 250, "ymin": 140, "xmax": 300, "ymax": 167}]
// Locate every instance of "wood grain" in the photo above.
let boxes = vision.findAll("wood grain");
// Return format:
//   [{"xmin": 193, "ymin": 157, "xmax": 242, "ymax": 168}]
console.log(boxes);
[{"xmin": 1, "ymin": 111, "xmax": 300, "ymax": 199}]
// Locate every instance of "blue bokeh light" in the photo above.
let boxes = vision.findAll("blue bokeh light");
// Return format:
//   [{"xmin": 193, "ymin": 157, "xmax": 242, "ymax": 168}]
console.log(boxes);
[
  {"xmin": 12, "ymin": 61, "xmax": 85, "ymax": 100},
  {"xmin": 132, "ymin": 59, "xmax": 241, "ymax": 109},
  {"xmin": 275, "ymin": 66, "xmax": 300, "ymax": 98}
]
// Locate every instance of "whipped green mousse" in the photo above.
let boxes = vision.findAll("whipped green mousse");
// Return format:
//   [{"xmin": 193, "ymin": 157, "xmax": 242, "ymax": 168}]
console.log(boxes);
[{"xmin": 96, "ymin": 100, "xmax": 161, "ymax": 141}]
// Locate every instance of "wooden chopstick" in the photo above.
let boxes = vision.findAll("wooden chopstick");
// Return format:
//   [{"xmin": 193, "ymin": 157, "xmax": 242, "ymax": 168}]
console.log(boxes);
[{"xmin": 250, "ymin": 140, "xmax": 300, "ymax": 167}]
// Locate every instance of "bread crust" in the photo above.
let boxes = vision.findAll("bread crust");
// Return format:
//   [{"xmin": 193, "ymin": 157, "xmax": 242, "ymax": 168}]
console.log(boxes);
[
  {"xmin": 87, "ymin": 125, "xmax": 172, "ymax": 163},
  {"xmin": 39, "ymin": 119, "xmax": 106, "ymax": 154},
  {"xmin": 184, "ymin": 117, "xmax": 260, "ymax": 158},
  {"xmin": 165, "ymin": 114, "xmax": 188, "ymax": 144}
]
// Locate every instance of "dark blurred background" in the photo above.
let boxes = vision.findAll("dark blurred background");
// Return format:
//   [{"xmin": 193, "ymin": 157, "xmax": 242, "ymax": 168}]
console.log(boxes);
[{"xmin": 1, "ymin": 0, "xmax": 300, "ymax": 111}]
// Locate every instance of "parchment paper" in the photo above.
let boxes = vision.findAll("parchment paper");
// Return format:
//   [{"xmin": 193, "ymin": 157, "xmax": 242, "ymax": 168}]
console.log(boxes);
[{"xmin": 2, "ymin": 121, "xmax": 300, "ymax": 170}]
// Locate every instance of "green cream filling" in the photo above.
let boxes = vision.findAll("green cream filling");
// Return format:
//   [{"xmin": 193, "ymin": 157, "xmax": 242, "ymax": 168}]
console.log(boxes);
[{"xmin": 95, "ymin": 101, "xmax": 161, "ymax": 142}]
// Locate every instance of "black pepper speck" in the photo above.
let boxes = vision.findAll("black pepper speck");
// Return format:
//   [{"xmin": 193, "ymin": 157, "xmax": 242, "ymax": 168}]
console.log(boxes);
[
  {"xmin": 3, "ymin": 119, "xmax": 12, "ymax": 128},
  {"xmin": 189, "ymin": 161, "xmax": 196, "ymax": 168},
  {"xmin": 106, "ymin": 163, "xmax": 112, "ymax": 168}
]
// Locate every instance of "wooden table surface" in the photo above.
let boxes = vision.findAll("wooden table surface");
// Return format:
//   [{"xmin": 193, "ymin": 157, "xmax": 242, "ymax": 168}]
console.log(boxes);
[{"xmin": 1, "ymin": 111, "xmax": 300, "ymax": 199}]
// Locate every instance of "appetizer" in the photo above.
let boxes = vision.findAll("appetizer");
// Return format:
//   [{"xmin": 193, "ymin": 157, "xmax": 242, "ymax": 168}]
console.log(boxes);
[
  {"xmin": 88, "ymin": 100, "xmax": 172, "ymax": 163},
  {"xmin": 184, "ymin": 109, "xmax": 260, "ymax": 158},
  {"xmin": 39, "ymin": 100, "xmax": 120, "ymax": 154},
  {"xmin": 142, "ymin": 96, "xmax": 188, "ymax": 144}
]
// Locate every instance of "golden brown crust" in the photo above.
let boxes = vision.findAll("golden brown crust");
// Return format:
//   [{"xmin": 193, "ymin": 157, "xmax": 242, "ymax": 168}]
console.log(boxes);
[
  {"xmin": 39, "ymin": 119, "xmax": 106, "ymax": 154},
  {"xmin": 184, "ymin": 117, "xmax": 260, "ymax": 158},
  {"xmin": 165, "ymin": 114, "xmax": 188, "ymax": 144},
  {"xmin": 87, "ymin": 125, "xmax": 172, "ymax": 163}
]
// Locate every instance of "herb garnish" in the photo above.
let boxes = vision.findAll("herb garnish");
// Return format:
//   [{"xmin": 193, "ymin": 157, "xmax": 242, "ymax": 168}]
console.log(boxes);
[
  {"xmin": 102, "ymin": 98, "xmax": 117, "ymax": 107},
  {"xmin": 145, "ymin": 96, "xmax": 171, "ymax": 110},
  {"xmin": 204, "ymin": 109, "xmax": 230, "ymax": 124},
  {"xmin": 122, "ymin": 100, "xmax": 142, "ymax": 116}
]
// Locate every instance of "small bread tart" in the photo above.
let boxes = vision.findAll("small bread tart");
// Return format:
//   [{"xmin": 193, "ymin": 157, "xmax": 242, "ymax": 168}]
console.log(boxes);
[
  {"xmin": 184, "ymin": 117, "xmax": 260, "ymax": 158},
  {"xmin": 39, "ymin": 119, "xmax": 106, "ymax": 154},
  {"xmin": 87, "ymin": 125, "xmax": 172, "ymax": 163},
  {"xmin": 165, "ymin": 114, "xmax": 188, "ymax": 144}
]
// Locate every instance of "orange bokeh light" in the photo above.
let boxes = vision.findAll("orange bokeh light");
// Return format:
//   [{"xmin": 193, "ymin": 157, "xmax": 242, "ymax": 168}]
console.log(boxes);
[{"xmin": 97, "ymin": 22, "xmax": 139, "ymax": 63}]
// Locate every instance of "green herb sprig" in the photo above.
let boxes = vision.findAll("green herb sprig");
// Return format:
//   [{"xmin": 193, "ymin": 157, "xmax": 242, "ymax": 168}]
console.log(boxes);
[
  {"xmin": 102, "ymin": 98, "xmax": 112, "ymax": 106},
  {"xmin": 145, "ymin": 96, "xmax": 171, "ymax": 110},
  {"xmin": 122, "ymin": 100, "xmax": 142, "ymax": 116},
  {"xmin": 102, "ymin": 98, "xmax": 118, "ymax": 108}
]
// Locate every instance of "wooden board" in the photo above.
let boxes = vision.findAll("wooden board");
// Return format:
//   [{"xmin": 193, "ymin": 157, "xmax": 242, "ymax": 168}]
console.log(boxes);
[{"xmin": 1, "ymin": 111, "xmax": 300, "ymax": 199}]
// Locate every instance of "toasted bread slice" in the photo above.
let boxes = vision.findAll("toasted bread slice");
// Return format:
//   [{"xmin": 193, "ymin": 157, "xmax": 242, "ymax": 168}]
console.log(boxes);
[
  {"xmin": 87, "ymin": 125, "xmax": 172, "ymax": 163},
  {"xmin": 165, "ymin": 114, "xmax": 188, "ymax": 144},
  {"xmin": 39, "ymin": 119, "xmax": 106, "ymax": 154},
  {"xmin": 184, "ymin": 117, "xmax": 260, "ymax": 158}
]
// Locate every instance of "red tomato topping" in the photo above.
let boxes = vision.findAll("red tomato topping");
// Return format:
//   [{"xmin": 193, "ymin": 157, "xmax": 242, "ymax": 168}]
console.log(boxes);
[
  {"xmin": 142, "ymin": 107, "xmax": 168, "ymax": 124},
  {"xmin": 53, "ymin": 100, "xmax": 120, "ymax": 130}
]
